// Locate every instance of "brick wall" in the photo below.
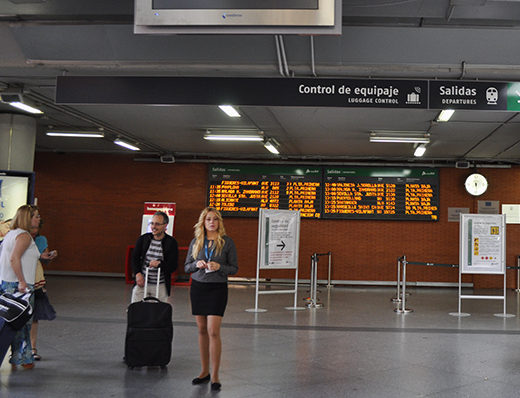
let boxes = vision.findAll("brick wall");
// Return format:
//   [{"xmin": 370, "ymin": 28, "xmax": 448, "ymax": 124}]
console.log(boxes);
[{"xmin": 34, "ymin": 153, "xmax": 520, "ymax": 288}]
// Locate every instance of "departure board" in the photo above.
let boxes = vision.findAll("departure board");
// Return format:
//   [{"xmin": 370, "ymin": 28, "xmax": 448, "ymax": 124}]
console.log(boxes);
[
  {"xmin": 323, "ymin": 167, "xmax": 439, "ymax": 221},
  {"xmin": 207, "ymin": 165, "xmax": 322, "ymax": 218}
]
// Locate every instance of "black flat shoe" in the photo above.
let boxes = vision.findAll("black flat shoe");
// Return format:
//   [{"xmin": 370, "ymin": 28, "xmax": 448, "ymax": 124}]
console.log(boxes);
[
  {"xmin": 211, "ymin": 382, "xmax": 221, "ymax": 391},
  {"xmin": 192, "ymin": 374, "xmax": 210, "ymax": 385}
]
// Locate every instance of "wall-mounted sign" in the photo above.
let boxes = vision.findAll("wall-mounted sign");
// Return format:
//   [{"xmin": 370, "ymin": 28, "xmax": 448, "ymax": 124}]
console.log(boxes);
[
  {"xmin": 502, "ymin": 204, "xmax": 520, "ymax": 224},
  {"xmin": 478, "ymin": 200, "xmax": 499, "ymax": 214},
  {"xmin": 448, "ymin": 207, "xmax": 469, "ymax": 222}
]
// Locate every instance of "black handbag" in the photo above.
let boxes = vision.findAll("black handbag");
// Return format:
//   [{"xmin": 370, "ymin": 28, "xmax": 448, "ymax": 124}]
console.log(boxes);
[{"xmin": 0, "ymin": 292, "xmax": 32, "ymax": 331}]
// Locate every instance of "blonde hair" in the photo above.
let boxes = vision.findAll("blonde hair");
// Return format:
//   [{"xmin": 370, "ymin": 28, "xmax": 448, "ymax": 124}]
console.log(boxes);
[
  {"xmin": 191, "ymin": 207, "xmax": 226, "ymax": 259},
  {"xmin": 11, "ymin": 205, "xmax": 39, "ymax": 232}
]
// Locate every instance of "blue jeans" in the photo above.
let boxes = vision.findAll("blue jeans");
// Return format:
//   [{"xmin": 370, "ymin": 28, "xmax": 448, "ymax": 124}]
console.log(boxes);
[{"xmin": 0, "ymin": 281, "xmax": 34, "ymax": 365}]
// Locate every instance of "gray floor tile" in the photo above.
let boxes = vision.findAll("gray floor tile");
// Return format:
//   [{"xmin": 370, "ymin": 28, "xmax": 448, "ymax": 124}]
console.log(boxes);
[{"xmin": 2, "ymin": 277, "xmax": 520, "ymax": 397}]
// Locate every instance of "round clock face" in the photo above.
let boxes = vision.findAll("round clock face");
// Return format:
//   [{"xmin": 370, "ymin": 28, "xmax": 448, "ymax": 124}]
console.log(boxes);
[{"xmin": 464, "ymin": 173, "xmax": 488, "ymax": 196}]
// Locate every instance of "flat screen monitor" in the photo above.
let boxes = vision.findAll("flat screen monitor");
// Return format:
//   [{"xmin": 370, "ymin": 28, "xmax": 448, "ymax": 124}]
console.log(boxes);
[{"xmin": 134, "ymin": 0, "xmax": 341, "ymax": 35}]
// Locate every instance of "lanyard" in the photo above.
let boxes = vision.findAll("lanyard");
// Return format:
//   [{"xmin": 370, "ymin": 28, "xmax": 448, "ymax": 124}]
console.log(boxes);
[{"xmin": 204, "ymin": 238, "xmax": 216, "ymax": 262}]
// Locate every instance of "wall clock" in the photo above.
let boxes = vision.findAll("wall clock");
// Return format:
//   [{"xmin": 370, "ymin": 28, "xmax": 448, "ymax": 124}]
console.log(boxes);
[{"xmin": 464, "ymin": 173, "xmax": 488, "ymax": 196}]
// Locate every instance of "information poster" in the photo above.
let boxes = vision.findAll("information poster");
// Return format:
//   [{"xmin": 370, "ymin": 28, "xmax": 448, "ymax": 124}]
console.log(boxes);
[
  {"xmin": 258, "ymin": 209, "xmax": 300, "ymax": 269},
  {"xmin": 0, "ymin": 175, "xmax": 29, "ymax": 221},
  {"xmin": 460, "ymin": 214, "xmax": 505, "ymax": 274},
  {"xmin": 141, "ymin": 202, "xmax": 176, "ymax": 236}
]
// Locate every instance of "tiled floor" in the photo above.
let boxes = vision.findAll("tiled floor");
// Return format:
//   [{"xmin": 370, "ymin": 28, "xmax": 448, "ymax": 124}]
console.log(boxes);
[{"xmin": 2, "ymin": 276, "xmax": 520, "ymax": 397}]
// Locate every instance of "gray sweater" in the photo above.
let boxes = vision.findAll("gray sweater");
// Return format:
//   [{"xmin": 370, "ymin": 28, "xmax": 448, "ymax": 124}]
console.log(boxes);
[{"xmin": 184, "ymin": 235, "xmax": 238, "ymax": 283}]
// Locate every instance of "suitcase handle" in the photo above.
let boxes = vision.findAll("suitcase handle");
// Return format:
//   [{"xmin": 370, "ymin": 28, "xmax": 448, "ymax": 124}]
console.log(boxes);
[
  {"xmin": 142, "ymin": 297, "xmax": 162, "ymax": 303},
  {"xmin": 144, "ymin": 266, "xmax": 161, "ymax": 299}
]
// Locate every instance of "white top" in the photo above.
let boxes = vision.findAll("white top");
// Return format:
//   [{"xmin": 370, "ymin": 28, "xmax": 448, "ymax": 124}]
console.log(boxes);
[{"xmin": 0, "ymin": 228, "xmax": 40, "ymax": 284}]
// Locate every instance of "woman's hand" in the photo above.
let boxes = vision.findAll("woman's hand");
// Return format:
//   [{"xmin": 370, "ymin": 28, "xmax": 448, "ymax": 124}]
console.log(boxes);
[
  {"xmin": 18, "ymin": 280, "xmax": 28, "ymax": 293},
  {"xmin": 196, "ymin": 260, "xmax": 207, "ymax": 269},
  {"xmin": 206, "ymin": 261, "xmax": 220, "ymax": 272},
  {"xmin": 41, "ymin": 250, "xmax": 58, "ymax": 261}
]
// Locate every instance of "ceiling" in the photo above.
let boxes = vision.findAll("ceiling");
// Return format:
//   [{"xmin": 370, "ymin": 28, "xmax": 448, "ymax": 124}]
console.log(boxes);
[{"xmin": 2, "ymin": 0, "xmax": 520, "ymax": 166}]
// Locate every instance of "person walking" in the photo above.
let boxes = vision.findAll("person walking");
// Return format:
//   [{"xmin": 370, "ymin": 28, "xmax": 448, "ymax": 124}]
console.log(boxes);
[{"xmin": 0, "ymin": 205, "xmax": 53, "ymax": 369}]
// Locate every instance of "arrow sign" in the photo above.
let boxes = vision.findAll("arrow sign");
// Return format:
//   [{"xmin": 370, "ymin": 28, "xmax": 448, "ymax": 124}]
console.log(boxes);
[{"xmin": 276, "ymin": 240, "xmax": 286, "ymax": 250}]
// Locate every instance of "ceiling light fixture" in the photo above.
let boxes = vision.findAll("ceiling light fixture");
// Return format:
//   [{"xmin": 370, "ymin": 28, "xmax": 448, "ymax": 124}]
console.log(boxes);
[
  {"xmin": 204, "ymin": 130, "xmax": 264, "ymax": 141},
  {"xmin": 114, "ymin": 138, "xmax": 140, "ymax": 151},
  {"xmin": 369, "ymin": 131, "xmax": 430, "ymax": 144},
  {"xmin": 436, "ymin": 109, "xmax": 455, "ymax": 122},
  {"xmin": 8, "ymin": 101, "xmax": 43, "ymax": 115},
  {"xmin": 264, "ymin": 138, "xmax": 280, "ymax": 154},
  {"xmin": 414, "ymin": 144, "xmax": 427, "ymax": 157},
  {"xmin": 46, "ymin": 131, "xmax": 104, "ymax": 138},
  {"xmin": 218, "ymin": 105, "xmax": 241, "ymax": 118},
  {"xmin": 0, "ymin": 91, "xmax": 44, "ymax": 114}
]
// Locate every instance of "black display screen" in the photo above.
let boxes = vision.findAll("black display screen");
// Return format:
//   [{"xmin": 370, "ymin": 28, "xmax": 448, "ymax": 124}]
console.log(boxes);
[
  {"xmin": 153, "ymin": 0, "xmax": 318, "ymax": 10},
  {"xmin": 207, "ymin": 165, "xmax": 322, "ymax": 218},
  {"xmin": 207, "ymin": 165, "xmax": 439, "ymax": 221},
  {"xmin": 322, "ymin": 167, "xmax": 439, "ymax": 221}
]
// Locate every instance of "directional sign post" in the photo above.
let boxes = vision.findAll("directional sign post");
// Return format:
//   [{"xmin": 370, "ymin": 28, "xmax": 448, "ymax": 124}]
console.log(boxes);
[{"xmin": 246, "ymin": 209, "xmax": 303, "ymax": 313}]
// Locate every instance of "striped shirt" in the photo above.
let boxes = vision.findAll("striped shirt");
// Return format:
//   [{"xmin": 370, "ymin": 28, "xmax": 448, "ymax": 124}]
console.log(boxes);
[{"xmin": 143, "ymin": 239, "xmax": 165, "ymax": 284}]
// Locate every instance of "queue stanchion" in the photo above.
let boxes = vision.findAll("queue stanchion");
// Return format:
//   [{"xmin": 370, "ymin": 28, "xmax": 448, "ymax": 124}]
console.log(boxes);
[
  {"xmin": 307, "ymin": 253, "xmax": 323, "ymax": 308},
  {"xmin": 327, "ymin": 251, "xmax": 333, "ymax": 289},
  {"xmin": 303, "ymin": 255, "xmax": 314, "ymax": 303},
  {"xmin": 516, "ymin": 256, "xmax": 520, "ymax": 293},
  {"xmin": 394, "ymin": 255, "xmax": 413, "ymax": 313},
  {"xmin": 391, "ymin": 256, "xmax": 403, "ymax": 303}
]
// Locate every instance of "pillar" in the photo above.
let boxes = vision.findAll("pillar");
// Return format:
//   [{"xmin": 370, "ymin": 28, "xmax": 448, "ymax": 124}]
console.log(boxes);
[{"xmin": 0, "ymin": 113, "xmax": 36, "ymax": 172}]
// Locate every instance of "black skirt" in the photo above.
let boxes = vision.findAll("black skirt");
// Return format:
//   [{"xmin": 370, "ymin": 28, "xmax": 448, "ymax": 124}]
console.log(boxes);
[
  {"xmin": 33, "ymin": 289, "xmax": 56, "ymax": 321},
  {"xmin": 190, "ymin": 280, "xmax": 228, "ymax": 316}
]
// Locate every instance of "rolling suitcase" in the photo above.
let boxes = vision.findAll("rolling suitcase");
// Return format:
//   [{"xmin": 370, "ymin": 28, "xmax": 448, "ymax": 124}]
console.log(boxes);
[{"xmin": 125, "ymin": 268, "xmax": 173, "ymax": 368}]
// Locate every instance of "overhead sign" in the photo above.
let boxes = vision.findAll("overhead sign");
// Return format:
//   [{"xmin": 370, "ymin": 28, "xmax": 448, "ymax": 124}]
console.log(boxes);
[
  {"xmin": 429, "ymin": 81, "xmax": 508, "ymax": 110},
  {"xmin": 56, "ymin": 76, "xmax": 428, "ymax": 109},
  {"xmin": 57, "ymin": 76, "xmax": 520, "ymax": 112}
]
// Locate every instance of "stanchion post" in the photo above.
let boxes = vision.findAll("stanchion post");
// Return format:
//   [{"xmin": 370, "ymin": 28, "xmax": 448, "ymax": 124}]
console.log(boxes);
[
  {"xmin": 391, "ymin": 256, "xmax": 402, "ymax": 303},
  {"xmin": 395, "ymin": 255, "xmax": 413, "ymax": 313},
  {"xmin": 307, "ymin": 253, "xmax": 323, "ymax": 308},
  {"xmin": 516, "ymin": 255, "xmax": 520, "ymax": 293},
  {"xmin": 327, "ymin": 251, "xmax": 332, "ymax": 289}
]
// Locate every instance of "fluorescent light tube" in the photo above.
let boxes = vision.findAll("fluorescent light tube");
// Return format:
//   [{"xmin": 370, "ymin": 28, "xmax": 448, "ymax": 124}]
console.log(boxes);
[
  {"xmin": 218, "ymin": 105, "xmax": 241, "ymax": 118},
  {"xmin": 264, "ymin": 138, "xmax": 280, "ymax": 154},
  {"xmin": 9, "ymin": 102, "xmax": 43, "ymax": 114},
  {"xmin": 370, "ymin": 135, "xmax": 430, "ymax": 144},
  {"xmin": 114, "ymin": 139, "xmax": 140, "ymax": 151},
  {"xmin": 414, "ymin": 144, "xmax": 427, "ymax": 157},
  {"xmin": 437, "ymin": 109, "xmax": 455, "ymax": 122},
  {"xmin": 204, "ymin": 130, "xmax": 264, "ymax": 141},
  {"xmin": 47, "ymin": 131, "xmax": 104, "ymax": 138}
]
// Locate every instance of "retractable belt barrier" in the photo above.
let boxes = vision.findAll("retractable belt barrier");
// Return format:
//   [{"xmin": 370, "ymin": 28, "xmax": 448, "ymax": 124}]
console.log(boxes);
[
  {"xmin": 304, "ymin": 252, "xmax": 332, "ymax": 309},
  {"xmin": 393, "ymin": 255, "xmax": 520, "ymax": 315}
]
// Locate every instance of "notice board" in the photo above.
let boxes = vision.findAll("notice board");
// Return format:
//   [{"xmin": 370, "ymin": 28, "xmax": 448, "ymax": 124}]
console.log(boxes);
[{"xmin": 459, "ymin": 213, "xmax": 505, "ymax": 274}]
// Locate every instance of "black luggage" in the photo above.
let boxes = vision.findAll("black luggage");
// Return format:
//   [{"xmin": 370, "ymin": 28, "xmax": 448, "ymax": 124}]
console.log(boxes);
[
  {"xmin": 124, "ymin": 268, "xmax": 173, "ymax": 368},
  {"xmin": 0, "ymin": 318, "xmax": 16, "ymax": 364}
]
